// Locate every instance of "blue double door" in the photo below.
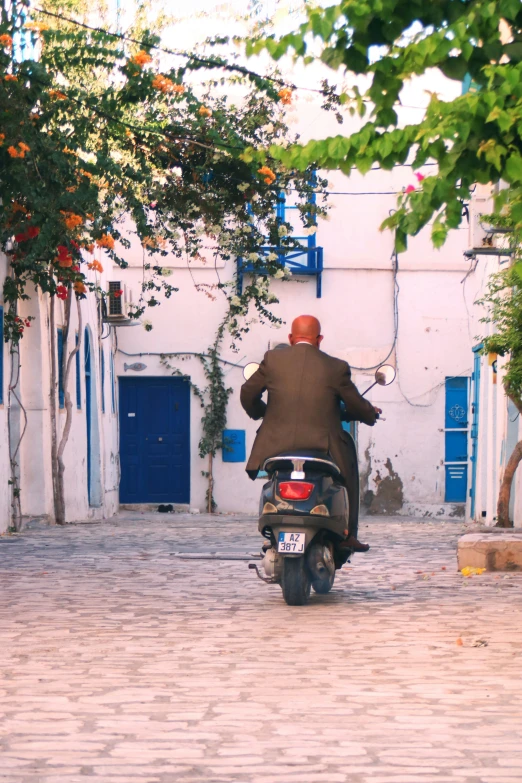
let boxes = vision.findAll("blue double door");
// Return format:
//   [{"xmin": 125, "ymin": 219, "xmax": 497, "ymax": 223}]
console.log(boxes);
[{"xmin": 119, "ymin": 377, "xmax": 190, "ymax": 504}]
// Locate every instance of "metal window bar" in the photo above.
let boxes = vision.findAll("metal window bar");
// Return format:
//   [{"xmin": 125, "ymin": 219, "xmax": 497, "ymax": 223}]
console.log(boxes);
[{"xmin": 108, "ymin": 281, "xmax": 123, "ymax": 316}]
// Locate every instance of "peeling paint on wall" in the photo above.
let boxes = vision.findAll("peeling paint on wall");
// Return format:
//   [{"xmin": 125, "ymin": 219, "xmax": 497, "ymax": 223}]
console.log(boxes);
[
  {"xmin": 360, "ymin": 444, "xmax": 373, "ymax": 510},
  {"xmin": 368, "ymin": 458, "xmax": 404, "ymax": 515}
]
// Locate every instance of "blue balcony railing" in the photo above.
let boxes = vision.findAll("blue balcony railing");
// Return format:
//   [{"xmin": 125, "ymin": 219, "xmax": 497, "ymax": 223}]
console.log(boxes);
[{"xmin": 237, "ymin": 242, "xmax": 323, "ymax": 298}]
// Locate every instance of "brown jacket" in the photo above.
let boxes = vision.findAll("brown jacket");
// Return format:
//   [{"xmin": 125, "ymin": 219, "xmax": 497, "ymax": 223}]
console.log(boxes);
[{"xmin": 240, "ymin": 343, "xmax": 377, "ymax": 480}]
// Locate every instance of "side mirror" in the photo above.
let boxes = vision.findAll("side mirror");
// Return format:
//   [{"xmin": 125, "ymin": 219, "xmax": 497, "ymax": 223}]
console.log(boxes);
[
  {"xmin": 243, "ymin": 362, "xmax": 260, "ymax": 381},
  {"xmin": 375, "ymin": 364, "xmax": 396, "ymax": 386}
]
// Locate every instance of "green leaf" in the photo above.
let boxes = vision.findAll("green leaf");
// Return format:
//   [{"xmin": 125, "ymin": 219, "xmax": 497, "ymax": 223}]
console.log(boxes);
[
  {"xmin": 432, "ymin": 219, "xmax": 449, "ymax": 248},
  {"xmin": 394, "ymin": 229, "xmax": 407, "ymax": 253},
  {"xmin": 505, "ymin": 155, "xmax": 522, "ymax": 184}
]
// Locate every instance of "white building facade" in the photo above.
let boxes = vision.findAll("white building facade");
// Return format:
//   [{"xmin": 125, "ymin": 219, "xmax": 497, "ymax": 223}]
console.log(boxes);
[
  {"xmin": 2, "ymin": 72, "xmax": 520, "ymax": 531},
  {"xmin": 0, "ymin": 254, "xmax": 120, "ymax": 533}
]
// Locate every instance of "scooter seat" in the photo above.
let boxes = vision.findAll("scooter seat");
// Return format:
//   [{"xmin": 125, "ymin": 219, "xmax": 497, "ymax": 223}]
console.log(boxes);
[{"xmin": 263, "ymin": 450, "xmax": 342, "ymax": 479}]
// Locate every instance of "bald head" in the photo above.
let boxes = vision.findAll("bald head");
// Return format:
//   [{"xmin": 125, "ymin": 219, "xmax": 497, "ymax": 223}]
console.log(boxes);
[{"xmin": 289, "ymin": 315, "xmax": 323, "ymax": 348}]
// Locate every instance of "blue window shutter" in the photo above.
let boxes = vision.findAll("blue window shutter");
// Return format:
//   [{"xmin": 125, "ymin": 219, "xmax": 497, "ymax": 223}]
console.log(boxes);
[
  {"xmin": 57, "ymin": 328, "xmax": 64, "ymax": 409},
  {"xmin": 100, "ymin": 348, "xmax": 105, "ymax": 413},
  {"xmin": 75, "ymin": 334, "xmax": 81, "ymax": 410},
  {"xmin": 0, "ymin": 306, "xmax": 4, "ymax": 405}
]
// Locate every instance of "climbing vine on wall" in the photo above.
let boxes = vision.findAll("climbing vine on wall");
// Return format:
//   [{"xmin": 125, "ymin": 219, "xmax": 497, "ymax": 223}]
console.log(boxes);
[
  {"xmin": 161, "ymin": 322, "xmax": 234, "ymax": 514},
  {"xmin": 0, "ymin": 1, "xmax": 329, "ymax": 524}
]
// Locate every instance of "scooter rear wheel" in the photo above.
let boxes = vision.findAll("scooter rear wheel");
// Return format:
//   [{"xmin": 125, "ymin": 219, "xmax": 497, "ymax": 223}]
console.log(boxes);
[{"xmin": 281, "ymin": 556, "xmax": 311, "ymax": 606}]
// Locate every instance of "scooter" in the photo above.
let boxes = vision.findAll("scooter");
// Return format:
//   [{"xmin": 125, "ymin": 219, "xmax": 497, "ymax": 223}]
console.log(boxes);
[{"xmin": 243, "ymin": 362, "xmax": 396, "ymax": 605}]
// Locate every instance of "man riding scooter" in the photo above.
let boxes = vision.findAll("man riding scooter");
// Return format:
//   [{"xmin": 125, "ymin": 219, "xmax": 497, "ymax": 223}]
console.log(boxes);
[{"xmin": 240, "ymin": 315, "xmax": 382, "ymax": 553}]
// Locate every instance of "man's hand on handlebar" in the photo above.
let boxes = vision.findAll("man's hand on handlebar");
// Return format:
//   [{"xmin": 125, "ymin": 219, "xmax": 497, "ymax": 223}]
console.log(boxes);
[{"xmin": 374, "ymin": 406, "xmax": 383, "ymax": 419}]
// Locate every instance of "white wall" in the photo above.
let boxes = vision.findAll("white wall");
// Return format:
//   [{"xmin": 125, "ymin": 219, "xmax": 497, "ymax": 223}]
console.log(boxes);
[
  {"xmin": 461, "ymin": 194, "xmax": 522, "ymax": 527},
  {"xmin": 114, "ymin": 142, "xmax": 473, "ymax": 516},
  {"xmin": 0, "ymin": 252, "xmax": 120, "ymax": 529},
  {"xmin": 0, "ymin": 253, "xmax": 11, "ymax": 533}
]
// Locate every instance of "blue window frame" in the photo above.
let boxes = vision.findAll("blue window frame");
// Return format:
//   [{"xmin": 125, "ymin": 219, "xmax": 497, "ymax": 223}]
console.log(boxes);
[
  {"xmin": 0, "ymin": 305, "xmax": 4, "ymax": 405},
  {"xmin": 75, "ymin": 334, "xmax": 81, "ymax": 410},
  {"xmin": 100, "ymin": 348, "xmax": 105, "ymax": 414},
  {"xmin": 57, "ymin": 328, "xmax": 65, "ymax": 409},
  {"xmin": 237, "ymin": 188, "xmax": 324, "ymax": 298}
]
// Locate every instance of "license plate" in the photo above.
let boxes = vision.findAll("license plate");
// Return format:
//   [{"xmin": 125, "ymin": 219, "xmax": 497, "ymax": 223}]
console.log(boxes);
[{"xmin": 278, "ymin": 531, "xmax": 305, "ymax": 553}]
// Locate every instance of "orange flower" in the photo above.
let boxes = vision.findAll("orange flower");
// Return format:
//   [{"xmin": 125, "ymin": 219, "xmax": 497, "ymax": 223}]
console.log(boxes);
[
  {"xmin": 278, "ymin": 87, "xmax": 292, "ymax": 105},
  {"xmin": 79, "ymin": 169, "xmax": 93, "ymax": 179},
  {"xmin": 73, "ymin": 281, "xmax": 87, "ymax": 295},
  {"xmin": 57, "ymin": 254, "xmax": 73, "ymax": 268},
  {"xmin": 96, "ymin": 234, "xmax": 115, "ymax": 250},
  {"xmin": 0, "ymin": 133, "xmax": 4, "ymax": 145},
  {"xmin": 172, "ymin": 84, "xmax": 185, "ymax": 95},
  {"xmin": 88, "ymin": 260, "xmax": 104, "ymax": 273},
  {"xmin": 130, "ymin": 50, "xmax": 153, "ymax": 68},
  {"xmin": 4, "ymin": 74, "xmax": 17, "ymax": 82},
  {"xmin": 152, "ymin": 74, "xmax": 176, "ymax": 94},
  {"xmin": 85, "ymin": 243, "xmax": 95, "ymax": 254},
  {"xmin": 18, "ymin": 142, "xmax": 30, "ymax": 153},
  {"xmin": 0, "ymin": 34, "xmax": 13, "ymax": 49},
  {"xmin": 12, "ymin": 202, "xmax": 27, "ymax": 214},
  {"xmin": 49, "ymin": 90, "xmax": 67, "ymax": 100},
  {"xmin": 8, "ymin": 145, "xmax": 22, "ymax": 158},
  {"xmin": 66, "ymin": 186, "xmax": 77, "ymax": 193},
  {"xmin": 258, "ymin": 165, "xmax": 276, "ymax": 184},
  {"xmin": 198, "ymin": 106, "xmax": 212, "ymax": 118},
  {"xmin": 61, "ymin": 212, "xmax": 83, "ymax": 230}
]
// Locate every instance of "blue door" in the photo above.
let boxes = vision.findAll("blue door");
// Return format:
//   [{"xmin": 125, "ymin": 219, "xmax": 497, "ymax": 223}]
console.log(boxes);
[
  {"xmin": 444, "ymin": 377, "xmax": 469, "ymax": 502},
  {"xmin": 119, "ymin": 377, "xmax": 190, "ymax": 504}
]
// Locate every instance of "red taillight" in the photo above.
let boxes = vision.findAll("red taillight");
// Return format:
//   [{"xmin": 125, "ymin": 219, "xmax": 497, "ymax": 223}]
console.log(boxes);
[{"xmin": 278, "ymin": 481, "xmax": 314, "ymax": 501}]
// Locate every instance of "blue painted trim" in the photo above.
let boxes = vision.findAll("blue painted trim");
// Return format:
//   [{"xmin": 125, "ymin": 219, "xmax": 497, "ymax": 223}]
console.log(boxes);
[
  {"xmin": 84, "ymin": 329, "xmax": 92, "ymax": 498},
  {"xmin": 75, "ymin": 334, "xmax": 81, "ymax": 410},
  {"xmin": 100, "ymin": 348, "xmax": 105, "ymax": 414},
  {"xmin": 110, "ymin": 352, "xmax": 116, "ymax": 413},
  {"xmin": 0, "ymin": 306, "xmax": 3, "ymax": 405},
  {"xmin": 57, "ymin": 328, "xmax": 65, "ymax": 409}
]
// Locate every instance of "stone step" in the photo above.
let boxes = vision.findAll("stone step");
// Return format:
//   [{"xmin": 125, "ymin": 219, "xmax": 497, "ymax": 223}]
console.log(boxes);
[{"xmin": 458, "ymin": 532, "xmax": 522, "ymax": 571}]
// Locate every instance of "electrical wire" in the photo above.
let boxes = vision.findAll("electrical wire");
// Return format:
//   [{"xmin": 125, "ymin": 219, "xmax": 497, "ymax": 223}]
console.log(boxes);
[
  {"xmin": 32, "ymin": 5, "xmax": 436, "ymax": 112},
  {"xmin": 349, "ymin": 249, "xmax": 399, "ymax": 371},
  {"xmin": 32, "ymin": 6, "xmax": 320, "ymax": 94}
]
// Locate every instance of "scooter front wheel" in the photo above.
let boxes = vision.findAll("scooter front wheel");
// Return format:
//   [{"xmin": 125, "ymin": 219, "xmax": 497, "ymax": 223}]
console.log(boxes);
[
  {"xmin": 281, "ymin": 556, "xmax": 311, "ymax": 606},
  {"xmin": 312, "ymin": 571, "xmax": 335, "ymax": 594}
]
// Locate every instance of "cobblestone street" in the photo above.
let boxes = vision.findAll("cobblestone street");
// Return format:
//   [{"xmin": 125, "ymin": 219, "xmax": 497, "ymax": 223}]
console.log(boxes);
[{"xmin": 1, "ymin": 513, "xmax": 521, "ymax": 783}]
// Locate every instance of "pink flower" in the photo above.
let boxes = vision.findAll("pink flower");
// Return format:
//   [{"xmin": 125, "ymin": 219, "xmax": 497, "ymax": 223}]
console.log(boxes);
[
  {"xmin": 405, "ymin": 184, "xmax": 415, "ymax": 194},
  {"xmin": 414, "ymin": 172, "xmax": 425, "ymax": 182}
]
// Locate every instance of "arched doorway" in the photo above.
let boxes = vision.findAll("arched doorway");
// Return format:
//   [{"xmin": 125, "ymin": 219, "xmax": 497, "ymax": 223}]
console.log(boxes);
[{"xmin": 84, "ymin": 327, "xmax": 102, "ymax": 507}]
